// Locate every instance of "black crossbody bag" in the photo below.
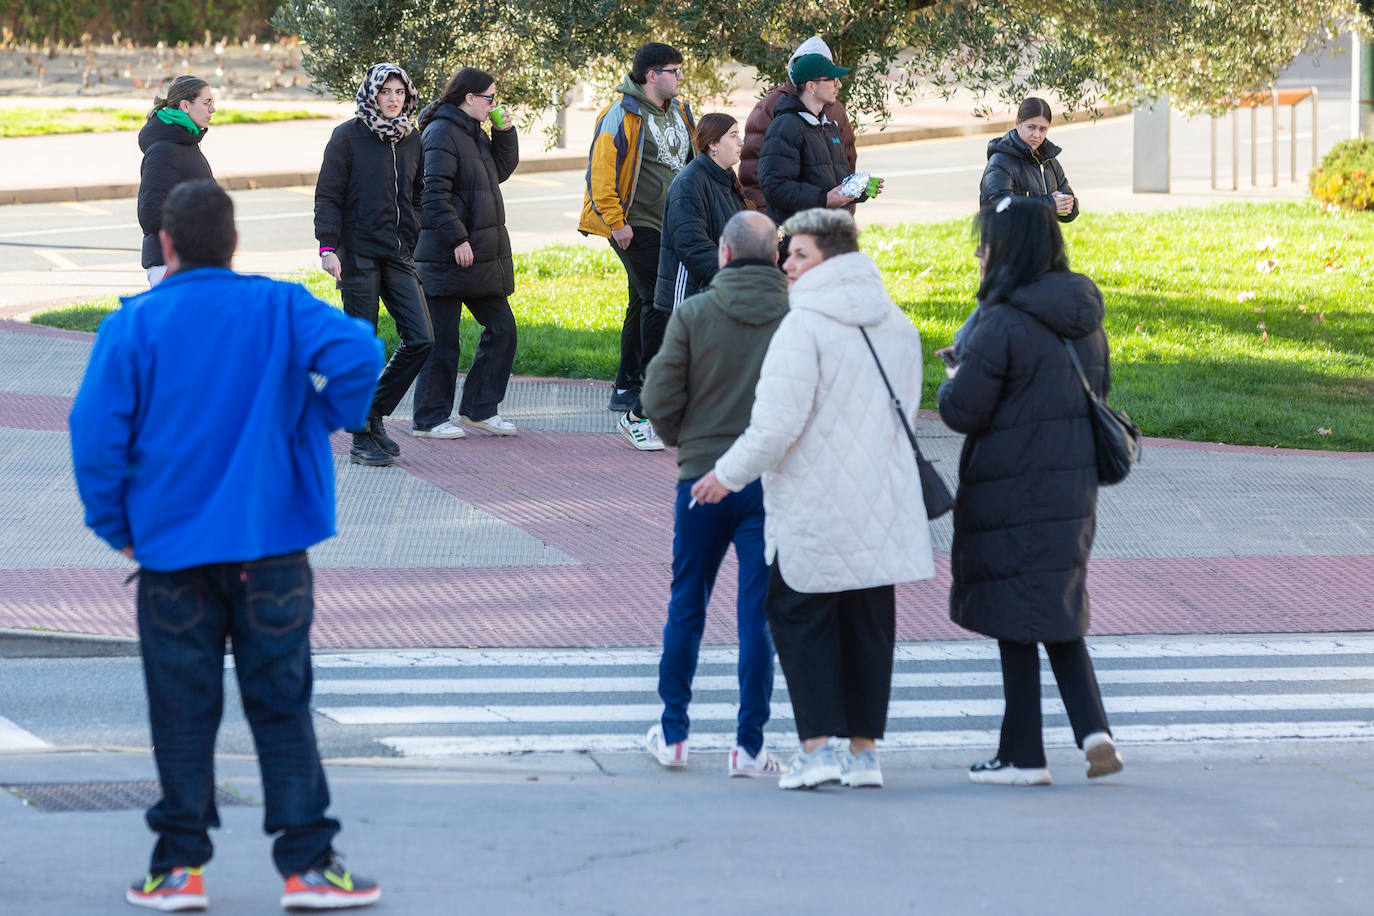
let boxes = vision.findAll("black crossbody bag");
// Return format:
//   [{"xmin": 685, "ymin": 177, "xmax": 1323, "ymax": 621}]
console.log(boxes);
[{"xmin": 1057, "ymin": 336, "xmax": 1141, "ymax": 485}]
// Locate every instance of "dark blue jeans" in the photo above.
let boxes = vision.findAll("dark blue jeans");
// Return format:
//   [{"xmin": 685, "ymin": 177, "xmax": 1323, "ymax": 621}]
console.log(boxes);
[
  {"xmin": 136, "ymin": 551, "xmax": 339, "ymax": 877},
  {"xmin": 659, "ymin": 478, "xmax": 772, "ymax": 756}
]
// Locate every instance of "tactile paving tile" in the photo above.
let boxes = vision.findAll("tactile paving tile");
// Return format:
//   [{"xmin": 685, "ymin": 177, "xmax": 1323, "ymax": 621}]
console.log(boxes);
[{"xmin": 0, "ymin": 330, "xmax": 93, "ymax": 397}]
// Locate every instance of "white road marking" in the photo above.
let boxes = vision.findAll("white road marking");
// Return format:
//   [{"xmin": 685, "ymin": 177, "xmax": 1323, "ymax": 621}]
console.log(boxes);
[
  {"xmin": 35, "ymin": 249, "xmax": 80, "ymax": 270},
  {"xmin": 0, "ymin": 715, "xmax": 52, "ymax": 751}
]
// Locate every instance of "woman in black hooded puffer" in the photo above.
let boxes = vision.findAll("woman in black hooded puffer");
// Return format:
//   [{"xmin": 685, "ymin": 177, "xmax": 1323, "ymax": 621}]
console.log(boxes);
[
  {"xmin": 937, "ymin": 197, "xmax": 1123, "ymax": 789},
  {"xmin": 137, "ymin": 75, "xmax": 214, "ymax": 285},
  {"xmin": 979, "ymin": 97, "xmax": 1078, "ymax": 222},
  {"xmin": 411, "ymin": 67, "xmax": 521, "ymax": 438}
]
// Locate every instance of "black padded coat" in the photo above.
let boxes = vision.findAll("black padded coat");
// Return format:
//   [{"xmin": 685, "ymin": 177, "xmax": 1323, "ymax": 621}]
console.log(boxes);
[
  {"xmin": 652, "ymin": 155, "xmax": 749, "ymax": 313},
  {"xmin": 979, "ymin": 129, "xmax": 1078, "ymax": 222},
  {"xmin": 936, "ymin": 271, "xmax": 1108, "ymax": 643},
  {"xmin": 414, "ymin": 103, "xmax": 519, "ymax": 298},
  {"xmin": 137, "ymin": 117, "xmax": 213, "ymax": 268},
  {"xmin": 313, "ymin": 118, "xmax": 424, "ymax": 261},
  {"xmin": 756, "ymin": 90, "xmax": 855, "ymax": 226}
]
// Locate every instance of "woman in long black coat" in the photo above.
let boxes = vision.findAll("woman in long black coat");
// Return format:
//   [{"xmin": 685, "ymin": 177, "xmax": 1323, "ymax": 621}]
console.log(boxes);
[
  {"xmin": 137, "ymin": 75, "xmax": 214, "ymax": 285},
  {"xmin": 936, "ymin": 197, "xmax": 1123, "ymax": 787},
  {"xmin": 411, "ymin": 67, "xmax": 520, "ymax": 438}
]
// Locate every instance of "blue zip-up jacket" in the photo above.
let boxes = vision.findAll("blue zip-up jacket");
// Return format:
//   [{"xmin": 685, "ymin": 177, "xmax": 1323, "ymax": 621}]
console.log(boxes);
[{"xmin": 70, "ymin": 268, "xmax": 383, "ymax": 571}]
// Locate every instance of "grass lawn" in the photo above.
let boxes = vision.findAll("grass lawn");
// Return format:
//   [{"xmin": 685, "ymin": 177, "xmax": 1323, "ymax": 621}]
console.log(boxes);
[
  {"xmin": 0, "ymin": 106, "xmax": 328, "ymax": 137},
  {"xmin": 28, "ymin": 201, "xmax": 1374, "ymax": 451}
]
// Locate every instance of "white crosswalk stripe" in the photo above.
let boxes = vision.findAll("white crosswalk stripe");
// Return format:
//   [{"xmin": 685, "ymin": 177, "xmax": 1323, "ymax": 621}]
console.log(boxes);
[{"xmin": 308, "ymin": 636, "xmax": 1374, "ymax": 758}]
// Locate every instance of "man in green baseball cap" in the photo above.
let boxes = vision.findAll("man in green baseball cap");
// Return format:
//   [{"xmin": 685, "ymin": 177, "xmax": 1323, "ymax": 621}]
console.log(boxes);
[{"xmin": 788, "ymin": 53, "xmax": 850, "ymax": 86}]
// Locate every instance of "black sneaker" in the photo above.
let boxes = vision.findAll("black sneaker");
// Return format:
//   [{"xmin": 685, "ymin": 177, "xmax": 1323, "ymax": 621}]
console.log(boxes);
[
  {"xmin": 968, "ymin": 757, "xmax": 1053, "ymax": 786},
  {"xmin": 349, "ymin": 432, "xmax": 395, "ymax": 467},
  {"xmin": 281, "ymin": 858, "xmax": 380, "ymax": 910},
  {"xmin": 367, "ymin": 414, "xmax": 400, "ymax": 457},
  {"xmin": 607, "ymin": 388, "xmax": 638, "ymax": 411}
]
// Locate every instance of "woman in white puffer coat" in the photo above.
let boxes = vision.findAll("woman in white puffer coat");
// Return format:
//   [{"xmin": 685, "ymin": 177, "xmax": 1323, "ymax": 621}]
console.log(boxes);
[{"xmin": 691, "ymin": 208, "xmax": 935, "ymax": 791}]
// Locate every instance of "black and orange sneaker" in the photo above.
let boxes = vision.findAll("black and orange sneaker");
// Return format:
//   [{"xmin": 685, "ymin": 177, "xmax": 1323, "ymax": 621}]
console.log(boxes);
[
  {"xmin": 281, "ymin": 858, "xmax": 380, "ymax": 910},
  {"xmin": 125, "ymin": 865, "xmax": 208, "ymax": 911}
]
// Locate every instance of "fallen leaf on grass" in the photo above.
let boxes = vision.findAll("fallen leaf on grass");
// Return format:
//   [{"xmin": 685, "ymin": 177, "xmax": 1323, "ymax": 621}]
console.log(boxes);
[
  {"xmin": 1254, "ymin": 235, "xmax": 1279, "ymax": 251},
  {"xmin": 1252, "ymin": 306, "xmax": 1265, "ymax": 312},
  {"xmin": 1298, "ymin": 304, "xmax": 1307, "ymax": 312},
  {"xmin": 1324, "ymin": 261, "xmax": 1341, "ymax": 272},
  {"xmin": 1237, "ymin": 290, "xmax": 1257, "ymax": 302},
  {"xmin": 1255, "ymin": 258, "xmax": 1278, "ymax": 273},
  {"xmin": 1318, "ymin": 427, "xmax": 1332, "ymax": 436}
]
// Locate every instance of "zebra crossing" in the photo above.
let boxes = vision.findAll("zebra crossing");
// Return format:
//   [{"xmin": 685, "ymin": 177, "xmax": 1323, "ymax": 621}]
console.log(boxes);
[{"xmin": 309, "ymin": 635, "xmax": 1374, "ymax": 758}]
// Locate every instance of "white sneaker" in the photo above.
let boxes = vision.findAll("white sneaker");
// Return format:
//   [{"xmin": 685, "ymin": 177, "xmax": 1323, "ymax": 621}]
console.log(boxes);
[
  {"xmin": 409, "ymin": 421, "xmax": 465, "ymax": 439},
  {"xmin": 968, "ymin": 757, "xmax": 1053, "ymax": 786},
  {"xmin": 618, "ymin": 413, "xmax": 664, "ymax": 451},
  {"xmin": 778, "ymin": 744, "xmax": 842, "ymax": 790},
  {"xmin": 839, "ymin": 747, "xmax": 884, "ymax": 788},
  {"xmin": 1084, "ymin": 731, "xmax": 1125, "ymax": 779},
  {"xmin": 728, "ymin": 745, "xmax": 784, "ymax": 778},
  {"xmin": 645, "ymin": 723, "xmax": 687, "ymax": 768},
  {"xmin": 460, "ymin": 414, "xmax": 517, "ymax": 436}
]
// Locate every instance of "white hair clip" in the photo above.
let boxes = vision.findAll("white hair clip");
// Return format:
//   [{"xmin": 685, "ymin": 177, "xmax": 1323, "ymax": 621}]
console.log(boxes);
[{"xmin": 995, "ymin": 197, "xmax": 1012, "ymax": 214}]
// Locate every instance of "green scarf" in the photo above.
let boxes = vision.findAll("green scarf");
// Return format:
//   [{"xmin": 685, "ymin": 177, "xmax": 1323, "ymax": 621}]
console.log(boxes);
[{"xmin": 156, "ymin": 107, "xmax": 202, "ymax": 137}]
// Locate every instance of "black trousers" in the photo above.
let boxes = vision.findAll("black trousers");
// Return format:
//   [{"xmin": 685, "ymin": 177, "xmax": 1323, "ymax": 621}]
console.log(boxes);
[
  {"xmin": 996, "ymin": 638, "xmax": 1112, "ymax": 768},
  {"xmin": 412, "ymin": 292, "xmax": 517, "ymax": 429},
  {"xmin": 337, "ymin": 254, "xmax": 433, "ymax": 419},
  {"xmin": 609, "ymin": 227, "xmax": 667, "ymax": 414},
  {"xmin": 764, "ymin": 560, "xmax": 896, "ymax": 741}
]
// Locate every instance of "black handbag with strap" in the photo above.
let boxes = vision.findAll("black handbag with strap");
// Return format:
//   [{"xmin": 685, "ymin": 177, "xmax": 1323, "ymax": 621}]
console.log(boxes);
[
  {"xmin": 858, "ymin": 327, "xmax": 955, "ymax": 519},
  {"xmin": 1058, "ymin": 336, "xmax": 1141, "ymax": 485}
]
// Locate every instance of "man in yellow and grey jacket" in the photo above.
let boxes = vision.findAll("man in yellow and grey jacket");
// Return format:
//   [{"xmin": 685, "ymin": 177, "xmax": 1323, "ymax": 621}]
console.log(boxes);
[{"xmin": 579, "ymin": 41, "xmax": 695, "ymax": 449}]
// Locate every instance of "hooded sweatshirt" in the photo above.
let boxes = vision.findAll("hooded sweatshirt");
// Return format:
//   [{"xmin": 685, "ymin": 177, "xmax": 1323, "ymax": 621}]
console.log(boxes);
[{"xmin": 620, "ymin": 76, "xmax": 692, "ymax": 232}]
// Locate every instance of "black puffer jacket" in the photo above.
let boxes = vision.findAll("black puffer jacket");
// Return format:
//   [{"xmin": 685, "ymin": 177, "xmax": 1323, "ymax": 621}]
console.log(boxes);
[
  {"xmin": 936, "ymin": 271, "xmax": 1108, "ymax": 643},
  {"xmin": 652, "ymin": 155, "xmax": 749, "ymax": 313},
  {"xmin": 137, "ymin": 117, "xmax": 213, "ymax": 268},
  {"xmin": 979, "ymin": 129, "xmax": 1078, "ymax": 222},
  {"xmin": 314, "ymin": 118, "xmax": 424, "ymax": 261},
  {"xmin": 414, "ymin": 103, "xmax": 519, "ymax": 298},
  {"xmin": 757, "ymin": 91, "xmax": 855, "ymax": 226}
]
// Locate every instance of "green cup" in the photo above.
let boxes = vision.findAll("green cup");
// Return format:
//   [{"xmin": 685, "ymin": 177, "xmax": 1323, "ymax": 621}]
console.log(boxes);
[
  {"xmin": 866, "ymin": 176, "xmax": 882, "ymax": 196},
  {"xmin": 490, "ymin": 105, "xmax": 510, "ymax": 130}
]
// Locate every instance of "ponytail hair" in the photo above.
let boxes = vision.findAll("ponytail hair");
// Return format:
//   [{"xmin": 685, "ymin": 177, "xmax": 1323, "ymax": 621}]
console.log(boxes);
[
  {"xmin": 420, "ymin": 66, "xmax": 496, "ymax": 130},
  {"xmin": 1016, "ymin": 97, "xmax": 1053, "ymax": 124},
  {"xmin": 149, "ymin": 75, "xmax": 209, "ymax": 119}
]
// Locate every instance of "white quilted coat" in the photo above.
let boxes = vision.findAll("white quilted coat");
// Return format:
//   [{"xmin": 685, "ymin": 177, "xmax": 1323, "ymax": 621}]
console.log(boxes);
[{"xmin": 713, "ymin": 251, "xmax": 937, "ymax": 592}]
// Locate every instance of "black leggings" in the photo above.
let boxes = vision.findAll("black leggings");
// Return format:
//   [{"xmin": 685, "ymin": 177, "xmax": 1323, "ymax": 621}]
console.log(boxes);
[{"xmin": 996, "ymin": 638, "xmax": 1111, "ymax": 768}]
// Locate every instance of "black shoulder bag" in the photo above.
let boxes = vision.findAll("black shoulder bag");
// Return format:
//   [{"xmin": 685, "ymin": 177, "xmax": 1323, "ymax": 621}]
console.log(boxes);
[
  {"xmin": 1059, "ymin": 337, "xmax": 1141, "ymax": 485},
  {"xmin": 859, "ymin": 328, "xmax": 955, "ymax": 519}
]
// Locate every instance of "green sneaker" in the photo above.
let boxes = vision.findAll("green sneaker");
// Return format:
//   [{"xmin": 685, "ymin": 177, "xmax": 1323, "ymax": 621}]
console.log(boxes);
[
  {"xmin": 281, "ymin": 858, "xmax": 381, "ymax": 910},
  {"xmin": 125, "ymin": 865, "xmax": 208, "ymax": 911}
]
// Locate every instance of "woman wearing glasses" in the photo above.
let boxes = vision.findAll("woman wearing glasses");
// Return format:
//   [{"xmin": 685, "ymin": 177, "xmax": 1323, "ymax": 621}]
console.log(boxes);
[
  {"xmin": 138, "ymin": 75, "xmax": 214, "ymax": 286},
  {"xmin": 411, "ymin": 67, "xmax": 521, "ymax": 439}
]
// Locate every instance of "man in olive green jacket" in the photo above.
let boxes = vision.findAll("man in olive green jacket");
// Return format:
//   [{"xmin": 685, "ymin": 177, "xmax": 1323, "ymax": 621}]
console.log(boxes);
[{"xmin": 638, "ymin": 210, "xmax": 790, "ymax": 777}]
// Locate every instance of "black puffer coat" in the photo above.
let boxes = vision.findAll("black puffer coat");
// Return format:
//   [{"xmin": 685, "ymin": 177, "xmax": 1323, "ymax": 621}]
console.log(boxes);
[
  {"xmin": 314, "ymin": 118, "xmax": 424, "ymax": 261},
  {"xmin": 414, "ymin": 103, "xmax": 519, "ymax": 298},
  {"xmin": 137, "ymin": 116, "xmax": 213, "ymax": 268},
  {"xmin": 979, "ymin": 129, "xmax": 1078, "ymax": 222},
  {"xmin": 936, "ymin": 271, "xmax": 1108, "ymax": 643},
  {"xmin": 757, "ymin": 91, "xmax": 855, "ymax": 226},
  {"xmin": 652, "ymin": 155, "xmax": 749, "ymax": 313}
]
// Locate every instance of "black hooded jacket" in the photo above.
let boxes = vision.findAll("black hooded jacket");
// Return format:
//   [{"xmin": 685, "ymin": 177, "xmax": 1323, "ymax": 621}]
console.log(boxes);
[
  {"xmin": 979, "ymin": 129, "xmax": 1078, "ymax": 222},
  {"xmin": 313, "ymin": 118, "xmax": 425, "ymax": 262},
  {"xmin": 414, "ymin": 102, "xmax": 519, "ymax": 299},
  {"xmin": 137, "ymin": 116, "xmax": 213, "ymax": 268},
  {"xmin": 756, "ymin": 90, "xmax": 855, "ymax": 226},
  {"xmin": 652, "ymin": 155, "xmax": 749, "ymax": 313},
  {"xmin": 936, "ymin": 271, "xmax": 1108, "ymax": 643}
]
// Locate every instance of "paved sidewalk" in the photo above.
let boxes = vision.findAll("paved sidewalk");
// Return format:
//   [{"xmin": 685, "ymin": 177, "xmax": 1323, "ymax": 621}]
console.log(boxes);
[{"xmin": 4, "ymin": 318, "xmax": 1371, "ymax": 648}]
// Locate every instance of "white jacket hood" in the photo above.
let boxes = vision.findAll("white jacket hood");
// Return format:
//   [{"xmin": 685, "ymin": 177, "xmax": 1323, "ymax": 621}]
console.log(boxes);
[{"xmin": 788, "ymin": 251, "xmax": 892, "ymax": 328}]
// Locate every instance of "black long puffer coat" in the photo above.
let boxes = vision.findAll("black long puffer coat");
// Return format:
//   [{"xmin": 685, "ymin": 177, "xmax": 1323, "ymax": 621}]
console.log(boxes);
[
  {"xmin": 936, "ymin": 271, "xmax": 1108, "ymax": 643},
  {"xmin": 137, "ymin": 116, "xmax": 213, "ymax": 268},
  {"xmin": 652, "ymin": 154, "xmax": 749, "ymax": 313},
  {"xmin": 979, "ymin": 129, "xmax": 1078, "ymax": 222},
  {"xmin": 756, "ymin": 90, "xmax": 855, "ymax": 226},
  {"xmin": 414, "ymin": 102, "xmax": 519, "ymax": 298},
  {"xmin": 313, "ymin": 118, "xmax": 424, "ymax": 261}
]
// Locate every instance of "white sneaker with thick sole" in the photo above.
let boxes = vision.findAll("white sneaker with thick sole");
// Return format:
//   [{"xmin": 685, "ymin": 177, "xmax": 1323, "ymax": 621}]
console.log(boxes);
[
  {"xmin": 728, "ymin": 746, "xmax": 784, "ymax": 778},
  {"xmin": 460, "ymin": 414, "xmax": 517, "ymax": 436},
  {"xmin": 408, "ymin": 421, "xmax": 465, "ymax": 439},
  {"xmin": 968, "ymin": 757, "xmax": 1053, "ymax": 786},
  {"xmin": 618, "ymin": 413, "xmax": 664, "ymax": 451},
  {"xmin": 1084, "ymin": 731, "xmax": 1125, "ymax": 778},
  {"xmin": 645, "ymin": 723, "xmax": 687, "ymax": 768},
  {"xmin": 839, "ymin": 747, "xmax": 884, "ymax": 788},
  {"xmin": 778, "ymin": 744, "xmax": 842, "ymax": 790}
]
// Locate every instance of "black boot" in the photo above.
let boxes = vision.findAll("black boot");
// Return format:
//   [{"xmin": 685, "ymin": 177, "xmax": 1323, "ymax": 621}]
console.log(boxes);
[
  {"xmin": 368, "ymin": 413, "xmax": 400, "ymax": 457},
  {"xmin": 349, "ymin": 431, "xmax": 395, "ymax": 467}
]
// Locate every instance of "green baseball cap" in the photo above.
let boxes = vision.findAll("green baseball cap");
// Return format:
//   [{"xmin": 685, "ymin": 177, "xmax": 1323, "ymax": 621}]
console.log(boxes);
[{"xmin": 789, "ymin": 53, "xmax": 849, "ymax": 87}]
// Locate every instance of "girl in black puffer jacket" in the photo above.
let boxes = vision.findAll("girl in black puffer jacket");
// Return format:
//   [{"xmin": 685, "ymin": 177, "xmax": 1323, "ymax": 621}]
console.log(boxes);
[
  {"xmin": 137, "ymin": 75, "xmax": 214, "ymax": 284},
  {"xmin": 412, "ymin": 67, "xmax": 521, "ymax": 438},
  {"xmin": 979, "ymin": 97, "xmax": 1078, "ymax": 222},
  {"xmin": 653, "ymin": 113, "xmax": 751, "ymax": 314},
  {"xmin": 937, "ymin": 197, "xmax": 1122, "ymax": 789}
]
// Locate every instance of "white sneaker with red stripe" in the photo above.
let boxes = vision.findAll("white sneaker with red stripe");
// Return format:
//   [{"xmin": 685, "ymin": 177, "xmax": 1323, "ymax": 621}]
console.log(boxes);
[
  {"xmin": 644, "ymin": 723, "xmax": 687, "ymax": 768},
  {"xmin": 728, "ymin": 745, "xmax": 784, "ymax": 778}
]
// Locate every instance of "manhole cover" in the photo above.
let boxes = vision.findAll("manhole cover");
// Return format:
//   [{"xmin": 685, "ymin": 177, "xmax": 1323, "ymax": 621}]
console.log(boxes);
[{"xmin": 2, "ymin": 781, "xmax": 257, "ymax": 813}]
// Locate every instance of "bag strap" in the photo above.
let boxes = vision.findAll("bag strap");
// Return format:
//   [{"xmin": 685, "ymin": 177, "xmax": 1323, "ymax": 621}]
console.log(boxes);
[
  {"xmin": 858, "ymin": 327, "xmax": 926, "ymax": 461},
  {"xmin": 1059, "ymin": 336, "xmax": 1098, "ymax": 403}
]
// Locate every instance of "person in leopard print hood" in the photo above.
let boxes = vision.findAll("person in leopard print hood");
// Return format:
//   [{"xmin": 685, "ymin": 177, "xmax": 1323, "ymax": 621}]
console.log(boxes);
[{"xmin": 314, "ymin": 62, "xmax": 434, "ymax": 468}]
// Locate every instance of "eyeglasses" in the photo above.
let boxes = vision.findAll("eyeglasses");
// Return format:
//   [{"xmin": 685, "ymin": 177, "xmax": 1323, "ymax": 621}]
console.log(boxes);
[
  {"xmin": 653, "ymin": 67, "xmax": 684, "ymax": 78},
  {"xmin": 473, "ymin": 93, "xmax": 496, "ymax": 103}
]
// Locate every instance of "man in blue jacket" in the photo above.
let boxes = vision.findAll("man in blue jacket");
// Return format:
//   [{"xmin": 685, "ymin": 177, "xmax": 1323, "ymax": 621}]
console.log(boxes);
[{"xmin": 70, "ymin": 179, "xmax": 384, "ymax": 912}]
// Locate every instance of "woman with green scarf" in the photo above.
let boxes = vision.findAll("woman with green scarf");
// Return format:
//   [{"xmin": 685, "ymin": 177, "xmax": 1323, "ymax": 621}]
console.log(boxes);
[{"xmin": 137, "ymin": 75, "xmax": 215, "ymax": 285}]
